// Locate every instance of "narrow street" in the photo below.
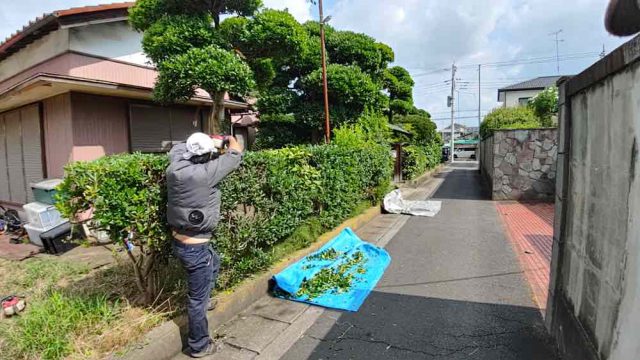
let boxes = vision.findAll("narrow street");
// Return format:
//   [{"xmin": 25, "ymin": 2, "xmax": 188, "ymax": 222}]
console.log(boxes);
[{"xmin": 280, "ymin": 164, "xmax": 559, "ymax": 359}]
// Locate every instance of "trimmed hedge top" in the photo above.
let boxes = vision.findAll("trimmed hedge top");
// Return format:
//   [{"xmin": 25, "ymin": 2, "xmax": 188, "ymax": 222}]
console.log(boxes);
[{"xmin": 56, "ymin": 141, "xmax": 392, "ymax": 289}]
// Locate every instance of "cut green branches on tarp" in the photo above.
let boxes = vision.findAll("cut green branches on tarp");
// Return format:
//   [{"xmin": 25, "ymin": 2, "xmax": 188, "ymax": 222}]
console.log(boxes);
[{"xmin": 296, "ymin": 250, "xmax": 367, "ymax": 300}]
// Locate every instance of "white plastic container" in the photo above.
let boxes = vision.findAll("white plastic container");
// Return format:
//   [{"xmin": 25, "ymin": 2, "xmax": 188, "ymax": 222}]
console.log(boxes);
[
  {"xmin": 23, "ymin": 223, "xmax": 45, "ymax": 246},
  {"xmin": 23, "ymin": 202, "xmax": 64, "ymax": 230}
]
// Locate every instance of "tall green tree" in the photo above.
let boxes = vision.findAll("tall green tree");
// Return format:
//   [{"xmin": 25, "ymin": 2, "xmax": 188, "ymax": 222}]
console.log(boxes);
[
  {"xmin": 384, "ymin": 66, "xmax": 415, "ymax": 120},
  {"xmin": 129, "ymin": 0, "xmax": 262, "ymax": 133},
  {"xmin": 220, "ymin": 10, "xmax": 309, "ymax": 90},
  {"xmin": 254, "ymin": 20, "xmax": 398, "ymax": 141}
]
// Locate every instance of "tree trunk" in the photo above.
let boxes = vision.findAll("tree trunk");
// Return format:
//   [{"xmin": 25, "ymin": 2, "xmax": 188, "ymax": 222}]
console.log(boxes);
[
  {"xmin": 207, "ymin": 92, "xmax": 226, "ymax": 135},
  {"xmin": 126, "ymin": 248, "xmax": 159, "ymax": 305}
]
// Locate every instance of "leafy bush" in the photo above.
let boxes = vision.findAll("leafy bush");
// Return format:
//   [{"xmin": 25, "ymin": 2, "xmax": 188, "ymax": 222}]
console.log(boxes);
[
  {"xmin": 393, "ymin": 114, "xmax": 442, "ymax": 145},
  {"xmin": 528, "ymin": 86, "xmax": 558, "ymax": 127},
  {"xmin": 56, "ymin": 153, "xmax": 169, "ymax": 303},
  {"xmin": 402, "ymin": 141, "xmax": 442, "ymax": 180},
  {"xmin": 57, "ymin": 142, "xmax": 392, "ymax": 292},
  {"xmin": 480, "ymin": 106, "xmax": 541, "ymax": 137},
  {"xmin": 254, "ymin": 114, "xmax": 312, "ymax": 150}
]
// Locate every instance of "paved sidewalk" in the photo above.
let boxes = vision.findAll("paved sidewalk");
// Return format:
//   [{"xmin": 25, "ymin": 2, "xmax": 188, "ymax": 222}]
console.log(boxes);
[
  {"xmin": 496, "ymin": 202, "xmax": 554, "ymax": 311},
  {"xmin": 172, "ymin": 170, "xmax": 444, "ymax": 359}
]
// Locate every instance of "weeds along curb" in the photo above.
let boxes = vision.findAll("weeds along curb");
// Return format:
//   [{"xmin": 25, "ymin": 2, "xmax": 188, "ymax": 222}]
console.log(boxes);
[
  {"xmin": 119, "ymin": 205, "xmax": 381, "ymax": 360},
  {"xmin": 402, "ymin": 164, "xmax": 444, "ymax": 188}
]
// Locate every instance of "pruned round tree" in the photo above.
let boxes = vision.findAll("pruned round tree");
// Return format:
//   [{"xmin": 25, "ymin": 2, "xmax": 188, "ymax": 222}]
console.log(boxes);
[{"xmin": 130, "ymin": 0, "xmax": 262, "ymax": 133}]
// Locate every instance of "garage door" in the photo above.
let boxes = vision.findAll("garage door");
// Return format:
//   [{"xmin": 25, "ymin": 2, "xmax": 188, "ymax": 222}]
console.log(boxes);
[
  {"xmin": 0, "ymin": 104, "xmax": 44, "ymax": 204},
  {"xmin": 129, "ymin": 104, "xmax": 203, "ymax": 153}
]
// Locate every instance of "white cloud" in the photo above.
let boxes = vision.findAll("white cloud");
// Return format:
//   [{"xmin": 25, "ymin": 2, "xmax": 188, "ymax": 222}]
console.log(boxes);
[
  {"xmin": 327, "ymin": 0, "xmax": 630, "ymax": 127},
  {"xmin": 0, "ymin": 0, "xmax": 631, "ymax": 128},
  {"xmin": 263, "ymin": 0, "xmax": 314, "ymax": 22}
]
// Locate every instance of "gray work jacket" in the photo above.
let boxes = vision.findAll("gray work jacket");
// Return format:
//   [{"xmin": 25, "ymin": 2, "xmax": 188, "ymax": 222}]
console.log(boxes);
[{"xmin": 166, "ymin": 143, "xmax": 242, "ymax": 238}]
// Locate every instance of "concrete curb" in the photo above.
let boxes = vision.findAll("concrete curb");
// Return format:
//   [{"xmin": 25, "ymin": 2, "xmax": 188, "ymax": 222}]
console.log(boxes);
[
  {"xmin": 119, "ymin": 206, "xmax": 382, "ymax": 360},
  {"xmin": 401, "ymin": 164, "xmax": 444, "ymax": 188}
]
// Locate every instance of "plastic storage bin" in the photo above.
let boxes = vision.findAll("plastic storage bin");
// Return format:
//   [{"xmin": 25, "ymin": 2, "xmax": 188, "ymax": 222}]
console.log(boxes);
[
  {"xmin": 23, "ymin": 202, "xmax": 64, "ymax": 230},
  {"xmin": 24, "ymin": 223, "xmax": 45, "ymax": 246},
  {"xmin": 30, "ymin": 179, "xmax": 62, "ymax": 205}
]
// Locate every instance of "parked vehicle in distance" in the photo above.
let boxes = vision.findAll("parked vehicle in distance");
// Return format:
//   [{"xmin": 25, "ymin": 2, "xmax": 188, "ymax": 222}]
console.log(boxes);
[
  {"xmin": 454, "ymin": 148, "xmax": 476, "ymax": 159},
  {"xmin": 441, "ymin": 147, "xmax": 450, "ymax": 162}
]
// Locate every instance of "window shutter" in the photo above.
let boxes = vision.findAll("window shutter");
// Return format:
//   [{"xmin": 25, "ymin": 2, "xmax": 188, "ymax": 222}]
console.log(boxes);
[{"xmin": 129, "ymin": 104, "xmax": 171, "ymax": 152}]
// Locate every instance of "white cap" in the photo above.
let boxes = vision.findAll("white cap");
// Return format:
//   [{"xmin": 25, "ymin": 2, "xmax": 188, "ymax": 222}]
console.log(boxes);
[{"xmin": 183, "ymin": 132, "xmax": 217, "ymax": 160}]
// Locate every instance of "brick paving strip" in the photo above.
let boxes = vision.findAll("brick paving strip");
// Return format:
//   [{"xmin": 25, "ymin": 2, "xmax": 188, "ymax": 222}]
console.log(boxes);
[
  {"xmin": 495, "ymin": 201, "xmax": 554, "ymax": 312},
  {"xmin": 172, "ymin": 170, "xmax": 446, "ymax": 360}
]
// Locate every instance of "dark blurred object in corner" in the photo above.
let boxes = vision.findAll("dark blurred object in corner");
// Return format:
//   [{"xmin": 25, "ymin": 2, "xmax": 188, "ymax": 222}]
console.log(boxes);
[{"xmin": 606, "ymin": 0, "xmax": 640, "ymax": 36}]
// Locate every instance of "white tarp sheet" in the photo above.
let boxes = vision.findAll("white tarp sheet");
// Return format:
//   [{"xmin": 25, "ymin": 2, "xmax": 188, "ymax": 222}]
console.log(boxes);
[{"xmin": 383, "ymin": 189, "xmax": 442, "ymax": 217}]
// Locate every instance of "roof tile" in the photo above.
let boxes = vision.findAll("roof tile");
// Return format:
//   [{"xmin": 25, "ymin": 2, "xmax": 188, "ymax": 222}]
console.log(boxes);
[{"xmin": 498, "ymin": 76, "xmax": 564, "ymax": 91}]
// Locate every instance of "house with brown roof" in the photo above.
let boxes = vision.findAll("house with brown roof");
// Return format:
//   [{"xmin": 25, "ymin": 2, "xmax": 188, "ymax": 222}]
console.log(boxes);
[{"xmin": 0, "ymin": 2, "xmax": 250, "ymax": 207}]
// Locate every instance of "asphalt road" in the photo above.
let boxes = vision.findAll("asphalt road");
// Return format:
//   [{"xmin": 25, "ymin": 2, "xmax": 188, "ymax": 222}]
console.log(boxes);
[{"xmin": 281, "ymin": 164, "xmax": 560, "ymax": 360}]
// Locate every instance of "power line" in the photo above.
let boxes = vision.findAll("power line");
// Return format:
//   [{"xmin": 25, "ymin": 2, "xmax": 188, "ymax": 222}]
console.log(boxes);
[
  {"xmin": 432, "ymin": 115, "xmax": 484, "ymax": 121},
  {"xmin": 409, "ymin": 50, "xmax": 600, "ymax": 74}
]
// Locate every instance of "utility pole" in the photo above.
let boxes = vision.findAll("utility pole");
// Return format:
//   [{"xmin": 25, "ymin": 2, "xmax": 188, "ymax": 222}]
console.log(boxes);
[
  {"xmin": 477, "ymin": 64, "xmax": 481, "ymax": 164},
  {"xmin": 318, "ymin": 0, "xmax": 331, "ymax": 143},
  {"xmin": 449, "ymin": 63, "xmax": 457, "ymax": 163},
  {"xmin": 549, "ymin": 29, "xmax": 564, "ymax": 74},
  {"xmin": 600, "ymin": 44, "xmax": 606, "ymax": 58}
]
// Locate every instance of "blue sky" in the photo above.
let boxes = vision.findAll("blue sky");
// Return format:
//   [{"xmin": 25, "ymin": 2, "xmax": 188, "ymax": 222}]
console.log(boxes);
[{"xmin": 0, "ymin": 0, "xmax": 631, "ymax": 129}]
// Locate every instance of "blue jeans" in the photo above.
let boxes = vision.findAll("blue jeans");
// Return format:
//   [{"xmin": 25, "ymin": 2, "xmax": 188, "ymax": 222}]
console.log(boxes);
[{"xmin": 173, "ymin": 241, "xmax": 220, "ymax": 353}]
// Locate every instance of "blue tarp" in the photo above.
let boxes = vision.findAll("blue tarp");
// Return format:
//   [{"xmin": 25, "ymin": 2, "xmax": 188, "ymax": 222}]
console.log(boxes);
[{"xmin": 273, "ymin": 228, "xmax": 391, "ymax": 312}]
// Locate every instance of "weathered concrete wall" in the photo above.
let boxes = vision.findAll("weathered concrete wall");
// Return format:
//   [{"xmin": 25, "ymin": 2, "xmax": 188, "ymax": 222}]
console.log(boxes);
[
  {"xmin": 547, "ymin": 34, "xmax": 640, "ymax": 360},
  {"xmin": 479, "ymin": 128, "xmax": 557, "ymax": 200}
]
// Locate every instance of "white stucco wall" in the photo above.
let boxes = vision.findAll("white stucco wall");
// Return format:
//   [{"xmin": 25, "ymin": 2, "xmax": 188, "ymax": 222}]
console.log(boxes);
[
  {"xmin": 0, "ymin": 29, "xmax": 70, "ymax": 82},
  {"xmin": 69, "ymin": 21, "xmax": 151, "ymax": 67},
  {"xmin": 502, "ymin": 89, "xmax": 543, "ymax": 107}
]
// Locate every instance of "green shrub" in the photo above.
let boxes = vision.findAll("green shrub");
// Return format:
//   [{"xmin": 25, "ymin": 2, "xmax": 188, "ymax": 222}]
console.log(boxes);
[
  {"xmin": 402, "ymin": 141, "xmax": 441, "ymax": 180},
  {"xmin": 56, "ymin": 153, "xmax": 169, "ymax": 303},
  {"xmin": 57, "ymin": 141, "xmax": 392, "ymax": 292},
  {"xmin": 528, "ymin": 86, "xmax": 558, "ymax": 127},
  {"xmin": 253, "ymin": 114, "xmax": 312, "ymax": 150},
  {"xmin": 480, "ymin": 106, "xmax": 541, "ymax": 137}
]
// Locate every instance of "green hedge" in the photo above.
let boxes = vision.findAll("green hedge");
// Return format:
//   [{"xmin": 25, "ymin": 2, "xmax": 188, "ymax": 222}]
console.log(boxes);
[
  {"xmin": 57, "ymin": 142, "xmax": 392, "ymax": 290},
  {"xmin": 402, "ymin": 141, "xmax": 441, "ymax": 180},
  {"xmin": 480, "ymin": 106, "xmax": 542, "ymax": 137}
]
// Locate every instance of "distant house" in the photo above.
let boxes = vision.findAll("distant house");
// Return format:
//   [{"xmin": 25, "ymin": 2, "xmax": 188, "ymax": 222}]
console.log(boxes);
[
  {"xmin": 0, "ymin": 3, "xmax": 249, "ymax": 206},
  {"xmin": 440, "ymin": 123, "xmax": 477, "ymax": 143},
  {"xmin": 497, "ymin": 76, "xmax": 563, "ymax": 107}
]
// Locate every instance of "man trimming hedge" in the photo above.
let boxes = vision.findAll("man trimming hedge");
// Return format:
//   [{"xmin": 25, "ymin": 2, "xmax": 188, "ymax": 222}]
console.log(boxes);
[{"xmin": 166, "ymin": 132, "xmax": 243, "ymax": 357}]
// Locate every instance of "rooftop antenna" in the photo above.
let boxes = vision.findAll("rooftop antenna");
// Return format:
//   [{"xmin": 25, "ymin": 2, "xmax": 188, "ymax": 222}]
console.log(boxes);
[
  {"xmin": 600, "ymin": 44, "xmax": 606, "ymax": 58},
  {"xmin": 549, "ymin": 29, "xmax": 564, "ymax": 74}
]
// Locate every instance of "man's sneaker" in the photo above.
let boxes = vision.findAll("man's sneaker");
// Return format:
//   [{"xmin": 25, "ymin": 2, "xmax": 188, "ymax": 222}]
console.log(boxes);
[
  {"xmin": 190, "ymin": 340, "xmax": 218, "ymax": 358},
  {"xmin": 208, "ymin": 298, "xmax": 218, "ymax": 311}
]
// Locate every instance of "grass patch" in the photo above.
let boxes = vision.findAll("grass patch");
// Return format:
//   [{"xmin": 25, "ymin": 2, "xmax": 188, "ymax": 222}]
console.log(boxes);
[
  {"xmin": 0, "ymin": 200, "xmax": 377, "ymax": 359},
  {"xmin": 2, "ymin": 292, "xmax": 118, "ymax": 359},
  {"xmin": 0, "ymin": 257, "xmax": 178, "ymax": 360}
]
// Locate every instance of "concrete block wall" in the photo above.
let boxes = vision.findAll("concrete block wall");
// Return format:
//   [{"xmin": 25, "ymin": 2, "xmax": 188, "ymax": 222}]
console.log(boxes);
[
  {"xmin": 546, "ymin": 34, "xmax": 640, "ymax": 360},
  {"xmin": 479, "ymin": 128, "xmax": 558, "ymax": 200}
]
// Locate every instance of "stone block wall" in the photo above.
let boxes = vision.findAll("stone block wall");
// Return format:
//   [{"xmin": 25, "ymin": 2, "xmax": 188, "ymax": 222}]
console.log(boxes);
[{"xmin": 480, "ymin": 128, "xmax": 558, "ymax": 200}]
